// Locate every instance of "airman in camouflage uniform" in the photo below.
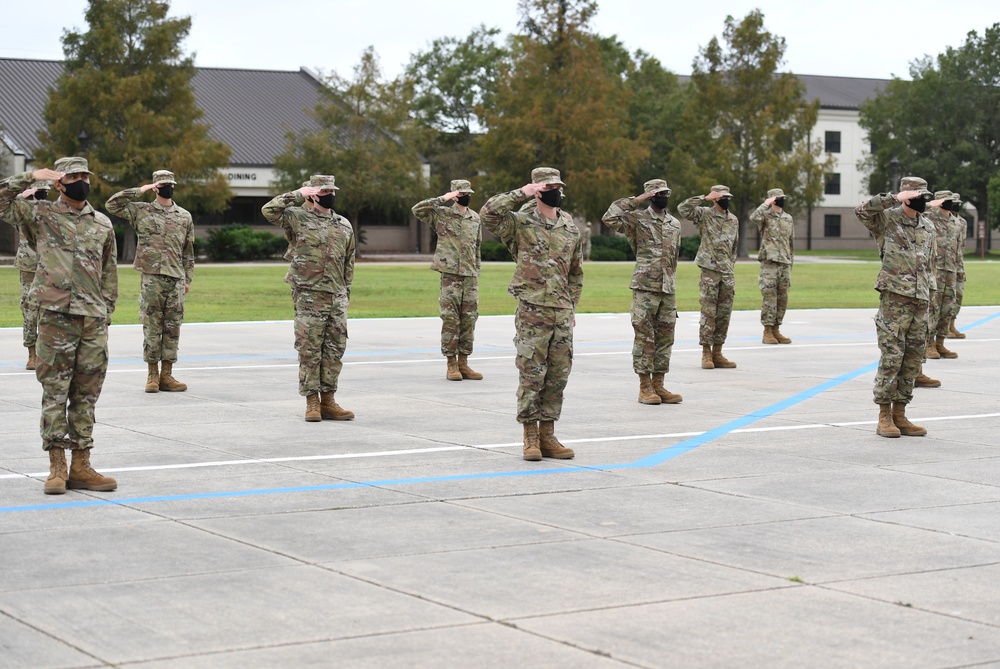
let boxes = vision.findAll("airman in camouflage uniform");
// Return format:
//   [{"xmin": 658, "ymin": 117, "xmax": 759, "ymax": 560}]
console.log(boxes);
[
  {"xmin": 0, "ymin": 158, "xmax": 118, "ymax": 495},
  {"xmin": 947, "ymin": 192, "xmax": 967, "ymax": 340},
  {"xmin": 481, "ymin": 167, "xmax": 583, "ymax": 461},
  {"xmin": 678, "ymin": 185, "xmax": 739, "ymax": 370},
  {"xmin": 411, "ymin": 179, "xmax": 483, "ymax": 381},
  {"xmin": 1, "ymin": 179, "xmax": 50, "ymax": 370},
  {"xmin": 750, "ymin": 188, "xmax": 795, "ymax": 345},
  {"xmin": 855, "ymin": 176, "xmax": 936, "ymax": 438},
  {"xmin": 262, "ymin": 174, "xmax": 355, "ymax": 422},
  {"xmin": 106, "ymin": 170, "xmax": 194, "ymax": 393},
  {"xmin": 921, "ymin": 190, "xmax": 961, "ymax": 362},
  {"xmin": 602, "ymin": 178, "xmax": 683, "ymax": 406}
]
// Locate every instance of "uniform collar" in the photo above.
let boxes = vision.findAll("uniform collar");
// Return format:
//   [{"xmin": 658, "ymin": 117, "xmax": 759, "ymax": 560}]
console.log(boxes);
[{"xmin": 54, "ymin": 197, "xmax": 95, "ymax": 216}]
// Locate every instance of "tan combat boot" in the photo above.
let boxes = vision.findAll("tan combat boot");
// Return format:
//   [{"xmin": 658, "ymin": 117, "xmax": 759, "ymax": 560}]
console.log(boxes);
[
  {"xmin": 891, "ymin": 402, "xmax": 927, "ymax": 436},
  {"xmin": 159, "ymin": 362, "xmax": 187, "ymax": 391},
  {"xmin": 925, "ymin": 340, "xmax": 940, "ymax": 360},
  {"xmin": 701, "ymin": 345, "xmax": 714, "ymax": 369},
  {"xmin": 457, "ymin": 354, "xmax": 483, "ymax": 380},
  {"xmin": 772, "ymin": 325, "xmax": 792, "ymax": 344},
  {"xmin": 446, "ymin": 356, "xmax": 462, "ymax": 381},
  {"xmin": 320, "ymin": 392, "xmax": 354, "ymax": 421},
  {"xmin": 712, "ymin": 344, "xmax": 737, "ymax": 368},
  {"xmin": 44, "ymin": 447, "xmax": 67, "ymax": 495},
  {"xmin": 762, "ymin": 326, "xmax": 778, "ymax": 345},
  {"xmin": 67, "ymin": 449, "xmax": 117, "ymax": 491},
  {"xmin": 638, "ymin": 374, "xmax": 662, "ymax": 405},
  {"xmin": 522, "ymin": 422, "xmax": 542, "ymax": 461},
  {"xmin": 651, "ymin": 373, "xmax": 683, "ymax": 404},
  {"xmin": 935, "ymin": 336, "xmax": 957, "ymax": 359},
  {"xmin": 876, "ymin": 404, "xmax": 900, "ymax": 438},
  {"xmin": 26, "ymin": 345, "xmax": 37, "ymax": 371},
  {"xmin": 539, "ymin": 420, "xmax": 574, "ymax": 459},
  {"xmin": 145, "ymin": 362, "xmax": 160, "ymax": 393},
  {"xmin": 948, "ymin": 319, "xmax": 966, "ymax": 339},
  {"xmin": 915, "ymin": 372, "xmax": 941, "ymax": 388},
  {"xmin": 305, "ymin": 393, "xmax": 322, "ymax": 422}
]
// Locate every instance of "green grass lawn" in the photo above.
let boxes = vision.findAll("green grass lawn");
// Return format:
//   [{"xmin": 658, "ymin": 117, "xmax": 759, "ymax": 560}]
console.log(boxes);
[{"xmin": 2, "ymin": 260, "xmax": 997, "ymax": 326}]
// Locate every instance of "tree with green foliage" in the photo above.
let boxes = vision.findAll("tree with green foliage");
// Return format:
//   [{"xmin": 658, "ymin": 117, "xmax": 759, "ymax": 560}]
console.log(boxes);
[
  {"xmin": 478, "ymin": 0, "xmax": 648, "ymax": 225},
  {"xmin": 676, "ymin": 9, "xmax": 831, "ymax": 256},
  {"xmin": 859, "ymin": 23, "xmax": 1000, "ymax": 252},
  {"xmin": 274, "ymin": 47, "xmax": 429, "ymax": 248},
  {"xmin": 405, "ymin": 25, "xmax": 508, "ymax": 198},
  {"xmin": 37, "ymin": 0, "xmax": 231, "ymax": 221}
]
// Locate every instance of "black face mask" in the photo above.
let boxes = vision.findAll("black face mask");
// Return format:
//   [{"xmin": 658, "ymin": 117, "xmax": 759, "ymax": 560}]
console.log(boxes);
[
  {"xmin": 157, "ymin": 185, "xmax": 174, "ymax": 200},
  {"xmin": 62, "ymin": 180, "xmax": 90, "ymax": 202},
  {"xmin": 539, "ymin": 189, "xmax": 562, "ymax": 208},
  {"xmin": 33, "ymin": 189, "xmax": 49, "ymax": 201},
  {"xmin": 650, "ymin": 195, "xmax": 670, "ymax": 210},
  {"xmin": 907, "ymin": 197, "xmax": 927, "ymax": 213},
  {"xmin": 717, "ymin": 198, "xmax": 731, "ymax": 211},
  {"xmin": 774, "ymin": 197, "xmax": 786, "ymax": 208},
  {"xmin": 456, "ymin": 194, "xmax": 471, "ymax": 207},
  {"xmin": 316, "ymin": 193, "xmax": 335, "ymax": 209},
  {"xmin": 941, "ymin": 200, "xmax": 956, "ymax": 212}
]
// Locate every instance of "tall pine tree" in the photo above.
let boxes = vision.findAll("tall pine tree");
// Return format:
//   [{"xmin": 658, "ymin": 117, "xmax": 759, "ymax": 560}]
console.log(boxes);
[{"xmin": 38, "ymin": 0, "xmax": 231, "ymax": 224}]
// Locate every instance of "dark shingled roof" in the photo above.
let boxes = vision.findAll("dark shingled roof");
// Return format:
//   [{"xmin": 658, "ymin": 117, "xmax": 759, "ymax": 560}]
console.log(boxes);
[
  {"xmin": 0, "ymin": 58, "xmax": 327, "ymax": 166},
  {"xmin": 677, "ymin": 73, "xmax": 888, "ymax": 109}
]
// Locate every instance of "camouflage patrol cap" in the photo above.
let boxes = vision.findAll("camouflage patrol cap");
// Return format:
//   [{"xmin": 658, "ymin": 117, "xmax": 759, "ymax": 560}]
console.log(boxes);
[
  {"xmin": 899, "ymin": 176, "xmax": 931, "ymax": 197},
  {"xmin": 152, "ymin": 170, "xmax": 177, "ymax": 185},
  {"xmin": 951, "ymin": 192, "xmax": 961, "ymax": 202},
  {"xmin": 531, "ymin": 167, "xmax": 566, "ymax": 187},
  {"xmin": 933, "ymin": 190, "xmax": 953, "ymax": 201},
  {"xmin": 450, "ymin": 179, "xmax": 474, "ymax": 194},
  {"xmin": 767, "ymin": 188, "xmax": 786, "ymax": 198},
  {"xmin": 643, "ymin": 179, "xmax": 671, "ymax": 195},
  {"xmin": 305, "ymin": 174, "xmax": 339, "ymax": 191},
  {"xmin": 54, "ymin": 156, "xmax": 93, "ymax": 175},
  {"xmin": 711, "ymin": 185, "xmax": 732, "ymax": 197},
  {"xmin": 31, "ymin": 180, "xmax": 54, "ymax": 189}
]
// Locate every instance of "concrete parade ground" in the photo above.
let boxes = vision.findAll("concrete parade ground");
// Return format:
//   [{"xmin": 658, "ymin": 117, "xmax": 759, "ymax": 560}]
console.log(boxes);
[{"xmin": 1, "ymin": 306, "xmax": 999, "ymax": 668}]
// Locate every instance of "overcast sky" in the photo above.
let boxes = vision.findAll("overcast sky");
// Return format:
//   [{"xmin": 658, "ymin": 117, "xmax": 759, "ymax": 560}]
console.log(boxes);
[{"xmin": 3, "ymin": 0, "xmax": 996, "ymax": 81}]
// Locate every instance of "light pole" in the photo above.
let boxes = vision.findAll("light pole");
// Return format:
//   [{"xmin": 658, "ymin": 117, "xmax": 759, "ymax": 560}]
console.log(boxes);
[{"xmin": 889, "ymin": 157, "xmax": 900, "ymax": 193}]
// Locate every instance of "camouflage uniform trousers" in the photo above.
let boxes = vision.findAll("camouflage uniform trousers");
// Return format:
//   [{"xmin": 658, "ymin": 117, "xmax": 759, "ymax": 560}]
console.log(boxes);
[
  {"xmin": 927, "ymin": 270, "xmax": 957, "ymax": 339},
  {"xmin": 294, "ymin": 287, "xmax": 348, "ymax": 397},
  {"xmin": 873, "ymin": 291, "xmax": 928, "ymax": 406},
  {"xmin": 698, "ymin": 268, "xmax": 735, "ymax": 346},
  {"xmin": 631, "ymin": 289, "xmax": 676, "ymax": 374},
  {"xmin": 35, "ymin": 309, "xmax": 108, "ymax": 451},
  {"xmin": 139, "ymin": 273, "xmax": 185, "ymax": 364},
  {"xmin": 20, "ymin": 270, "xmax": 38, "ymax": 348},
  {"xmin": 439, "ymin": 273, "xmax": 479, "ymax": 357},
  {"xmin": 513, "ymin": 301, "xmax": 574, "ymax": 424},
  {"xmin": 758, "ymin": 260, "xmax": 791, "ymax": 327}
]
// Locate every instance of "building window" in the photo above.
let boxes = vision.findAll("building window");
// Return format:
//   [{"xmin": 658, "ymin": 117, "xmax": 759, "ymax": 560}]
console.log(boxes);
[
  {"xmin": 825, "ymin": 131, "xmax": 841, "ymax": 153},
  {"xmin": 824, "ymin": 214, "xmax": 841, "ymax": 238},
  {"xmin": 825, "ymin": 173, "xmax": 841, "ymax": 195}
]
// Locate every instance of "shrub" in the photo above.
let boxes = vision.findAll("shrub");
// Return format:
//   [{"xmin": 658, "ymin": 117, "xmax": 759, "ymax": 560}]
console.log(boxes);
[
  {"xmin": 591, "ymin": 234, "xmax": 635, "ymax": 260},
  {"xmin": 202, "ymin": 224, "xmax": 287, "ymax": 261},
  {"xmin": 679, "ymin": 234, "xmax": 701, "ymax": 261},
  {"xmin": 480, "ymin": 239, "xmax": 513, "ymax": 262}
]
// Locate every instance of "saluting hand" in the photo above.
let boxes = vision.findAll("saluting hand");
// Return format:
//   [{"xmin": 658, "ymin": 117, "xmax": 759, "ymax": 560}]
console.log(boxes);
[
  {"xmin": 443, "ymin": 190, "xmax": 461, "ymax": 201},
  {"xmin": 705, "ymin": 191, "xmax": 722, "ymax": 202},
  {"xmin": 896, "ymin": 190, "xmax": 921, "ymax": 202},
  {"xmin": 299, "ymin": 186, "xmax": 322, "ymax": 202},
  {"xmin": 32, "ymin": 168, "xmax": 63, "ymax": 182},
  {"xmin": 764, "ymin": 196, "xmax": 776, "ymax": 206}
]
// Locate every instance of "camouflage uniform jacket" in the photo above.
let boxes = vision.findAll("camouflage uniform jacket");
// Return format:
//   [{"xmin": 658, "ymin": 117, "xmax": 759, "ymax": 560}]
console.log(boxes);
[
  {"xmin": 855, "ymin": 194, "xmax": 936, "ymax": 300},
  {"xmin": 750, "ymin": 203, "xmax": 794, "ymax": 265},
  {"xmin": 0, "ymin": 171, "xmax": 117, "ymax": 318},
  {"xmin": 106, "ymin": 188, "xmax": 195, "ymax": 284},
  {"xmin": 481, "ymin": 189, "xmax": 583, "ymax": 309},
  {"xmin": 677, "ymin": 196, "xmax": 738, "ymax": 274},
  {"xmin": 922, "ymin": 206, "xmax": 959, "ymax": 274},
  {"xmin": 952, "ymin": 213, "xmax": 967, "ymax": 280},
  {"xmin": 0, "ymin": 188, "xmax": 38, "ymax": 272},
  {"xmin": 262, "ymin": 191, "xmax": 355, "ymax": 296},
  {"xmin": 602, "ymin": 196, "xmax": 680, "ymax": 294},
  {"xmin": 411, "ymin": 196, "xmax": 482, "ymax": 277}
]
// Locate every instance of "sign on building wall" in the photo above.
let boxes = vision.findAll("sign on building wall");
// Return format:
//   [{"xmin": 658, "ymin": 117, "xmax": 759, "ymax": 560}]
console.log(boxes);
[{"xmin": 220, "ymin": 167, "xmax": 277, "ymax": 197}]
